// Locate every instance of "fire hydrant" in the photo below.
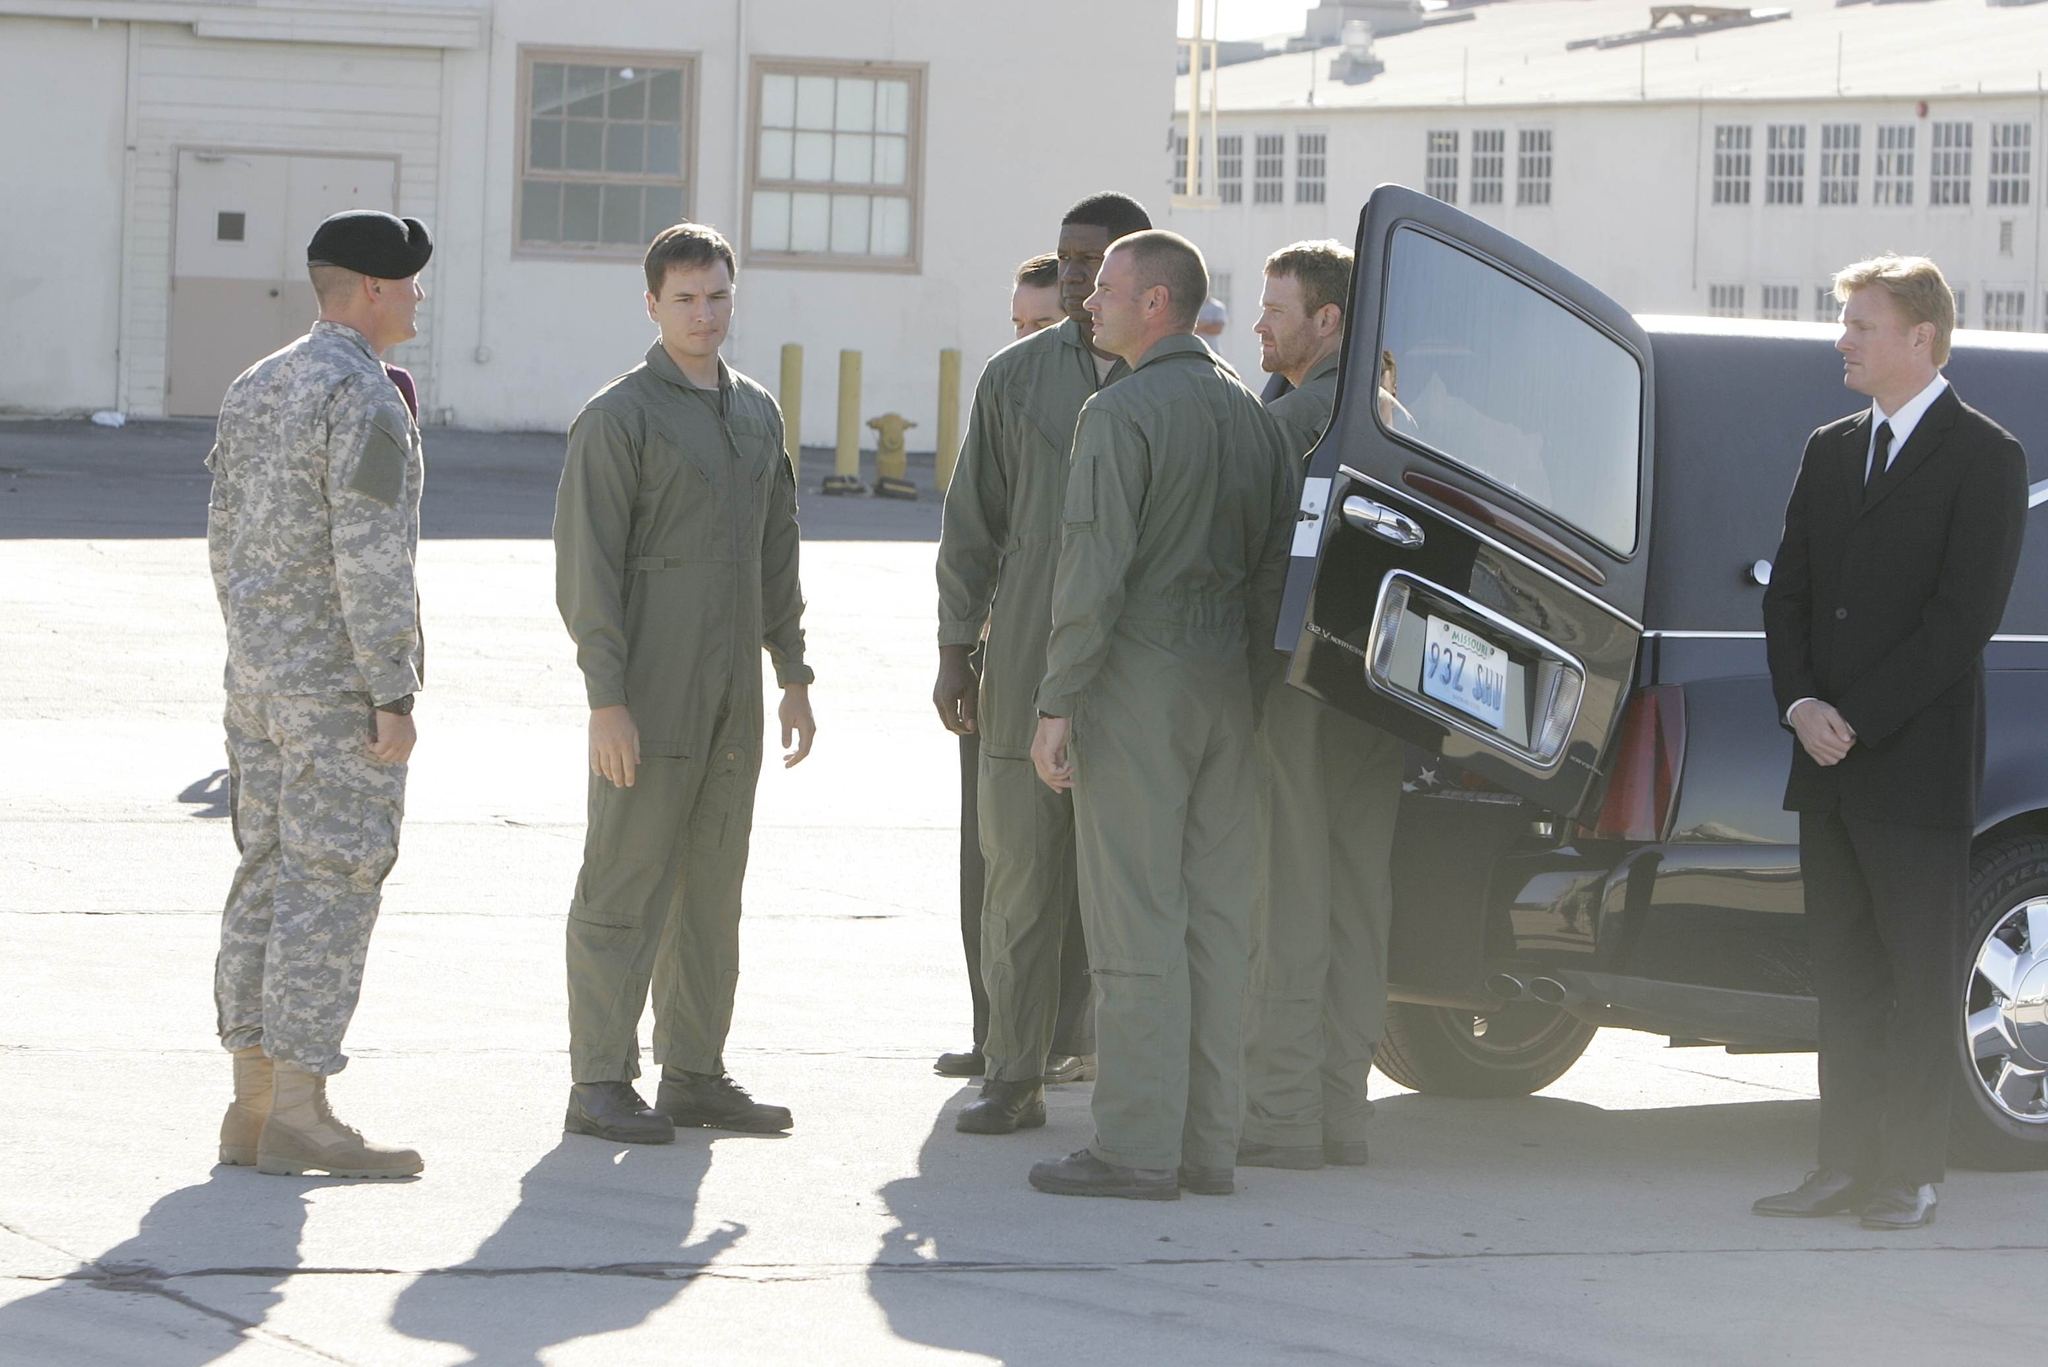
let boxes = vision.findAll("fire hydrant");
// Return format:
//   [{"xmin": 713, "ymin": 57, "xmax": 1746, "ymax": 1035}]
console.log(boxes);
[{"xmin": 868, "ymin": 413, "xmax": 918, "ymax": 500}]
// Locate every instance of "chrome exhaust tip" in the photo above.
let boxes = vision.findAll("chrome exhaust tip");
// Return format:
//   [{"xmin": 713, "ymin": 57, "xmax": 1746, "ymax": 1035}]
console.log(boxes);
[
  {"xmin": 1528, "ymin": 976, "xmax": 1582, "ymax": 1006},
  {"xmin": 1485, "ymin": 972, "xmax": 1527, "ymax": 1002}
]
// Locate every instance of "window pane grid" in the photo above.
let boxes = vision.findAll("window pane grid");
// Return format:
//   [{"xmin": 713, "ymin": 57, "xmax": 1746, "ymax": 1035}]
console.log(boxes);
[
  {"xmin": 1990, "ymin": 123, "xmax": 2032, "ymax": 206},
  {"xmin": 753, "ymin": 64, "xmax": 918, "ymax": 262},
  {"xmin": 1709, "ymin": 284, "xmax": 1744, "ymax": 318},
  {"xmin": 1296, "ymin": 132, "xmax": 1326, "ymax": 204},
  {"xmin": 1984, "ymin": 289, "xmax": 2027, "ymax": 331},
  {"xmin": 1254, "ymin": 133, "xmax": 1285, "ymax": 204},
  {"xmin": 1761, "ymin": 284, "xmax": 1798, "ymax": 320},
  {"xmin": 1931, "ymin": 121, "xmax": 1972, "ymax": 206},
  {"xmin": 1814, "ymin": 284, "xmax": 1838, "ymax": 323},
  {"xmin": 1819, "ymin": 124, "xmax": 1860, "ymax": 206},
  {"xmin": 521, "ymin": 55, "xmax": 692, "ymax": 250},
  {"xmin": 1425, "ymin": 130, "xmax": 1459, "ymax": 204},
  {"xmin": 1471, "ymin": 129, "xmax": 1504, "ymax": 205},
  {"xmin": 1766, "ymin": 124, "xmax": 1805, "ymax": 205},
  {"xmin": 1713, "ymin": 125, "xmax": 1751, "ymax": 204},
  {"xmin": 1875, "ymin": 125, "xmax": 1915, "ymax": 205},
  {"xmin": 1516, "ymin": 128, "xmax": 1551, "ymax": 205},
  {"xmin": 1218, "ymin": 133, "xmax": 1242, "ymax": 204}
]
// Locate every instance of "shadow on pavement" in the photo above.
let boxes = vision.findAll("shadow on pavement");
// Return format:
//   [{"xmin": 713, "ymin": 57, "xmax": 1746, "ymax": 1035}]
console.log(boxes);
[
  {"xmin": 0, "ymin": 420, "xmax": 939, "ymax": 541},
  {"xmin": 388, "ymin": 1134, "xmax": 739, "ymax": 1366},
  {"xmin": 0, "ymin": 1166, "xmax": 348, "ymax": 1365}
]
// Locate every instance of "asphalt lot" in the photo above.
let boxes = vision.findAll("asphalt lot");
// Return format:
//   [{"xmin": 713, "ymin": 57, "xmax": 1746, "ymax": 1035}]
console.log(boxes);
[{"xmin": 1, "ymin": 421, "xmax": 2043, "ymax": 1365}]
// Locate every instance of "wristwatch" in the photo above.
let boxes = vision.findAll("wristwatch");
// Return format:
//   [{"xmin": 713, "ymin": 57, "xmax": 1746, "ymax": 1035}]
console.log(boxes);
[{"xmin": 377, "ymin": 694, "xmax": 415, "ymax": 716}]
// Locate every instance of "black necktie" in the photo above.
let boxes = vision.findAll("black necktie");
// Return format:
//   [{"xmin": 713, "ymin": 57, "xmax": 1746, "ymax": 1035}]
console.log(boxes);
[{"xmin": 1866, "ymin": 420, "xmax": 1894, "ymax": 488}]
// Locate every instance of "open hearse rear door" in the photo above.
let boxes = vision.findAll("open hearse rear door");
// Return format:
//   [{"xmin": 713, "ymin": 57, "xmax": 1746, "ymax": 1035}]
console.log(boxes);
[{"xmin": 1276, "ymin": 185, "xmax": 1655, "ymax": 818}]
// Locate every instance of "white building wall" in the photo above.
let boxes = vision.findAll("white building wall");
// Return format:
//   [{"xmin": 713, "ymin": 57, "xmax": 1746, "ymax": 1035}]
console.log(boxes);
[
  {"xmin": 0, "ymin": 18, "xmax": 129, "ymax": 414},
  {"xmin": 1168, "ymin": 96, "xmax": 2046, "ymax": 386}
]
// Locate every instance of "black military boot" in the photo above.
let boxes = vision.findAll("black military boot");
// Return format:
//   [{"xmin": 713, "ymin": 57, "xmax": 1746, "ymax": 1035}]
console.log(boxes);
[
  {"xmin": 955, "ymin": 1079, "xmax": 1046, "ymax": 1135},
  {"xmin": 1028, "ymin": 1148, "xmax": 1178, "ymax": 1201},
  {"xmin": 1041, "ymin": 1053, "xmax": 1097, "ymax": 1085},
  {"xmin": 564, "ymin": 1081, "xmax": 675, "ymax": 1145},
  {"xmin": 656, "ymin": 1068, "xmax": 793, "ymax": 1133},
  {"xmin": 934, "ymin": 1048, "xmax": 985, "ymax": 1078}
]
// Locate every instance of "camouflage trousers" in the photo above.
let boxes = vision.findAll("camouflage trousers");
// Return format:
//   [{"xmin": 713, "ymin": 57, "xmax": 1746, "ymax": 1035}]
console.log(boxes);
[{"xmin": 216, "ymin": 692, "xmax": 406, "ymax": 1075}]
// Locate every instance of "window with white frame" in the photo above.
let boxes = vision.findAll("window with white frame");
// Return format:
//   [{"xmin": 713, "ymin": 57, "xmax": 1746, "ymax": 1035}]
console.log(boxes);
[
  {"xmin": 1814, "ymin": 285, "xmax": 1839, "ymax": 323},
  {"xmin": 518, "ymin": 52, "xmax": 695, "ymax": 255},
  {"xmin": 1169, "ymin": 132, "xmax": 1207, "ymax": 197},
  {"xmin": 1712, "ymin": 125, "xmax": 1752, "ymax": 204},
  {"xmin": 1984, "ymin": 289, "xmax": 2026, "ymax": 332},
  {"xmin": 1218, "ymin": 133, "xmax": 1243, "ymax": 204},
  {"xmin": 1471, "ymin": 129, "xmax": 1505, "ymax": 205},
  {"xmin": 1952, "ymin": 286, "xmax": 1967, "ymax": 328},
  {"xmin": 1765, "ymin": 125, "xmax": 1805, "ymax": 205},
  {"xmin": 1516, "ymin": 129, "xmax": 1552, "ymax": 205},
  {"xmin": 1709, "ymin": 284, "xmax": 1744, "ymax": 318},
  {"xmin": 749, "ymin": 61, "xmax": 921, "ymax": 267},
  {"xmin": 1254, "ymin": 133, "xmax": 1285, "ymax": 203},
  {"xmin": 1425, "ymin": 130, "xmax": 1459, "ymax": 204},
  {"xmin": 1761, "ymin": 284, "xmax": 1798, "ymax": 320},
  {"xmin": 1819, "ymin": 124, "xmax": 1859, "ymax": 205},
  {"xmin": 1930, "ymin": 121, "xmax": 1972, "ymax": 206},
  {"xmin": 1990, "ymin": 123, "xmax": 2032, "ymax": 206},
  {"xmin": 1874, "ymin": 125, "xmax": 1915, "ymax": 205},
  {"xmin": 1297, "ymin": 132, "xmax": 1327, "ymax": 204}
]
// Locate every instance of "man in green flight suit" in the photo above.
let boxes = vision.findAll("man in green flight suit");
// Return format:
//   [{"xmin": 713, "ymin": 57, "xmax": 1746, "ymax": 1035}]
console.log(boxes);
[
  {"xmin": 1241, "ymin": 240, "xmax": 1405, "ymax": 1172},
  {"xmin": 1027, "ymin": 231, "xmax": 1299, "ymax": 1200},
  {"xmin": 554, "ymin": 222, "xmax": 817, "ymax": 1145},
  {"xmin": 934, "ymin": 193, "xmax": 1154, "ymax": 1133}
]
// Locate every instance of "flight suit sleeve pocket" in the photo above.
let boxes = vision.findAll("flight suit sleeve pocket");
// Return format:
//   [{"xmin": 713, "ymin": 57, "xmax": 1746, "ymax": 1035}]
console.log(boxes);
[
  {"xmin": 347, "ymin": 412, "xmax": 410, "ymax": 508},
  {"xmin": 1063, "ymin": 456, "xmax": 1096, "ymax": 525}
]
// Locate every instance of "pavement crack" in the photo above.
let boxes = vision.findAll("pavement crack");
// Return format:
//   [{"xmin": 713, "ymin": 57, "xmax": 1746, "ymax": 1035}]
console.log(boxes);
[{"xmin": 64, "ymin": 1260, "xmax": 365, "ymax": 1365}]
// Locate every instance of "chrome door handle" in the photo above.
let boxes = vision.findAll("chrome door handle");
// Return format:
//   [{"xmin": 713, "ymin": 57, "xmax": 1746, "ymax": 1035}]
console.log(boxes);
[{"xmin": 1342, "ymin": 495, "xmax": 1425, "ymax": 549}]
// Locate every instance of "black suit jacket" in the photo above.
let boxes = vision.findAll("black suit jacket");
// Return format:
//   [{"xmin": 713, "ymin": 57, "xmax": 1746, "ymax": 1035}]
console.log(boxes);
[{"xmin": 1762, "ymin": 384, "xmax": 2028, "ymax": 826}]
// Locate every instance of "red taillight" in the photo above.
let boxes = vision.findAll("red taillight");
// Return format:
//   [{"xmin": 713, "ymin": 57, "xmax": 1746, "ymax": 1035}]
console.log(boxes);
[{"xmin": 1583, "ymin": 685, "xmax": 1686, "ymax": 843}]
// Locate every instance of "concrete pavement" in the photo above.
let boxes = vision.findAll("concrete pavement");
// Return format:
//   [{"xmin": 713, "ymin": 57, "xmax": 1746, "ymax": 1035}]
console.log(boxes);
[{"xmin": 0, "ymin": 426, "xmax": 2043, "ymax": 1364}]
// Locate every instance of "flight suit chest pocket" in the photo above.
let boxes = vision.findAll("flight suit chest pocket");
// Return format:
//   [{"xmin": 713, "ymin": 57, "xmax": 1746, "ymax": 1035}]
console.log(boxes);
[{"xmin": 639, "ymin": 428, "xmax": 713, "ymax": 495}]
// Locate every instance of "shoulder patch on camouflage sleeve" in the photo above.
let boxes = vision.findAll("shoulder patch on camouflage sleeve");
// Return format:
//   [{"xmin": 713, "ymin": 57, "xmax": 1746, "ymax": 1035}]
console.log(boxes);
[{"xmin": 349, "ymin": 410, "xmax": 410, "ymax": 507}]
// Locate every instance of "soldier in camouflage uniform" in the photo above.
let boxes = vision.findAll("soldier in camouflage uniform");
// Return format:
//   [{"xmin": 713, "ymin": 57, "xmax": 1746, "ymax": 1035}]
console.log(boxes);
[{"xmin": 207, "ymin": 210, "xmax": 432, "ymax": 1179}]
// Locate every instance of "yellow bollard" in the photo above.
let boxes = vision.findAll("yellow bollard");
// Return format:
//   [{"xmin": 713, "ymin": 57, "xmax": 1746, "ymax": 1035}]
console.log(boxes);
[
  {"xmin": 823, "ymin": 349, "xmax": 865, "ymax": 496},
  {"xmin": 870, "ymin": 413, "xmax": 918, "ymax": 500},
  {"xmin": 935, "ymin": 348, "xmax": 962, "ymax": 492},
  {"xmin": 779, "ymin": 343, "xmax": 803, "ymax": 485}
]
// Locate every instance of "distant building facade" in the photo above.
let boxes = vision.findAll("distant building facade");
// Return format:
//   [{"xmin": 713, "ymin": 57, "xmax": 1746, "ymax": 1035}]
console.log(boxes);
[
  {"xmin": 1167, "ymin": 0, "xmax": 2047, "ymax": 386},
  {"xmin": 0, "ymin": 0, "xmax": 1174, "ymax": 436}
]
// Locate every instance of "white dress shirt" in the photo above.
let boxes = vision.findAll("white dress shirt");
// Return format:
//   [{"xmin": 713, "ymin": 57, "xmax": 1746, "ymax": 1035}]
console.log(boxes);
[{"xmin": 1786, "ymin": 372, "xmax": 1950, "ymax": 730}]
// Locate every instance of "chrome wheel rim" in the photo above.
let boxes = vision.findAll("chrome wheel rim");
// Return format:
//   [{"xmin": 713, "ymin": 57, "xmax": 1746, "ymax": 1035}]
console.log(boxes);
[{"xmin": 1964, "ymin": 895, "xmax": 2048, "ymax": 1125}]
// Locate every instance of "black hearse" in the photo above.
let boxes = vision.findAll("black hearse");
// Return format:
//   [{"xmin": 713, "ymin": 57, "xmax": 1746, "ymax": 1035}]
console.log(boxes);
[{"xmin": 1286, "ymin": 186, "xmax": 2048, "ymax": 1169}]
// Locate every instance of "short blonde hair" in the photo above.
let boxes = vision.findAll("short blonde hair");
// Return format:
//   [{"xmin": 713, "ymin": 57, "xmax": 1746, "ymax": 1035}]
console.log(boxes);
[{"xmin": 1832, "ymin": 254, "xmax": 1955, "ymax": 365}]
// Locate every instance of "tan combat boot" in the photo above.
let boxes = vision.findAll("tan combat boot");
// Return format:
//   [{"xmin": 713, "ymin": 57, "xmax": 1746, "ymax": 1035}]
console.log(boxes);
[
  {"xmin": 256, "ymin": 1062, "xmax": 423, "ymax": 1178},
  {"xmin": 218, "ymin": 1046, "xmax": 273, "ymax": 1167}
]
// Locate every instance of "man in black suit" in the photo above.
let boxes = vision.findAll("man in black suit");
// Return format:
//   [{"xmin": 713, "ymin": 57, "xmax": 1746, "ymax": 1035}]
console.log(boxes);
[{"xmin": 1759, "ymin": 255, "xmax": 2028, "ymax": 1230}]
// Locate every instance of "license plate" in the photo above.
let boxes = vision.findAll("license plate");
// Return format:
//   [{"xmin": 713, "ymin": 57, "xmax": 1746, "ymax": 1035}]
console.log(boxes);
[{"xmin": 1420, "ymin": 615, "xmax": 1509, "ymax": 732}]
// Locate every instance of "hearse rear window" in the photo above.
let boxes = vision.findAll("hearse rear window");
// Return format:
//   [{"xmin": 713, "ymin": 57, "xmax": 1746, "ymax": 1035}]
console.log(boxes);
[{"xmin": 1378, "ymin": 227, "xmax": 1643, "ymax": 554}]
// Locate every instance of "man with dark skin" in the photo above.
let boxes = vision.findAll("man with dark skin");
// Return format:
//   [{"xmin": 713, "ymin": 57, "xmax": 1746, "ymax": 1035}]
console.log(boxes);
[{"xmin": 934, "ymin": 193, "xmax": 1153, "ymax": 1131}]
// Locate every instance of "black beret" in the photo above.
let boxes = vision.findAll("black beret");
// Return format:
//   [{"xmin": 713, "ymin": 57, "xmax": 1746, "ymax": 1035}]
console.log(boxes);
[{"xmin": 306, "ymin": 210, "xmax": 433, "ymax": 279}]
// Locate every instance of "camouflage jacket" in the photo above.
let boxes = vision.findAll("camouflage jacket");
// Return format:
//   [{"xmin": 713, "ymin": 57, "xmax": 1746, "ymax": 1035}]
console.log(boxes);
[{"xmin": 207, "ymin": 320, "xmax": 424, "ymax": 706}]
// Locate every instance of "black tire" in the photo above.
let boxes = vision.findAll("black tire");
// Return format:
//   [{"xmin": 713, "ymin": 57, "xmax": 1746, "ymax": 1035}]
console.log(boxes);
[
  {"xmin": 1948, "ymin": 834, "xmax": 2048, "ymax": 1171},
  {"xmin": 1375, "ymin": 999, "xmax": 1598, "ymax": 1098}
]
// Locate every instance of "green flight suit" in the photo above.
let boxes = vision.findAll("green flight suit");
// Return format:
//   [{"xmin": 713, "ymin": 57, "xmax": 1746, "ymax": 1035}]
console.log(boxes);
[
  {"xmin": 1038, "ymin": 333, "xmax": 1299, "ymax": 1171},
  {"xmin": 555, "ymin": 342, "xmax": 812, "ymax": 1085},
  {"xmin": 1245, "ymin": 350, "xmax": 1406, "ymax": 1150},
  {"xmin": 937, "ymin": 319, "xmax": 1126, "ymax": 1084}
]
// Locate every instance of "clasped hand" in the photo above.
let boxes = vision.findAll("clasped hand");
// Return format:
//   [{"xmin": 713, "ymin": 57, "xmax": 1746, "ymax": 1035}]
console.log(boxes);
[{"xmin": 1790, "ymin": 699, "xmax": 1856, "ymax": 767}]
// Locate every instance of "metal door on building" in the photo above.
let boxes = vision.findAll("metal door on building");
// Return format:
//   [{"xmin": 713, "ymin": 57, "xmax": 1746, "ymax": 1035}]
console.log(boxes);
[{"xmin": 166, "ymin": 151, "xmax": 399, "ymax": 417}]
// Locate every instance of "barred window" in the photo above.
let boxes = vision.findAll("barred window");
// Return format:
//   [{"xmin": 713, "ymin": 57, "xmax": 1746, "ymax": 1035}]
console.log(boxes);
[
  {"xmin": 1761, "ymin": 284, "xmax": 1798, "ymax": 320},
  {"xmin": 1814, "ymin": 285, "xmax": 1838, "ymax": 323},
  {"xmin": 1217, "ymin": 133, "xmax": 1243, "ymax": 204},
  {"xmin": 1708, "ymin": 284, "xmax": 1744, "ymax": 318},
  {"xmin": 1254, "ymin": 133, "xmax": 1285, "ymax": 204},
  {"xmin": 1990, "ymin": 123, "xmax": 2032, "ymax": 207},
  {"xmin": 1930, "ymin": 121, "xmax": 1972, "ymax": 206},
  {"xmin": 518, "ymin": 51, "xmax": 695, "ymax": 256},
  {"xmin": 1516, "ymin": 128, "xmax": 1552, "ymax": 205},
  {"xmin": 1765, "ymin": 125, "xmax": 1805, "ymax": 205},
  {"xmin": 1874, "ymin": 125, "xmax": 1915, "ymax": 205},
  {"xmin": 1169, "ymin": 132, "xmax": 1208, "ymax": 197},
  {"xmin": 1425, "ymin": 130, "xmax": 1459, "ymax": 204},
  {"xmin": 1296, "ymin": 132, "xmax": 1327, "ymax": 204},
  {"xmin": 1818, "ymin": 124, "xmax": 1860, "ymax": 206},
  {"xmin": 1471, "ymin": 129, "xmax": 1505, "ymax": 205},
  {"xmin": 1984, "ymin": 289, "xmax": 2027, "ymax": 332},
  {"xmin": 750, "ymin": 61, "xmax": 922, "ymax": 267},
  {"xmin": 1952, "ymin": 287, "xmax": 1966, "ymax": 328},
  {"xmin": 1712, "ymin": 125, "xmax": 1752, "ymax": 205}
]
